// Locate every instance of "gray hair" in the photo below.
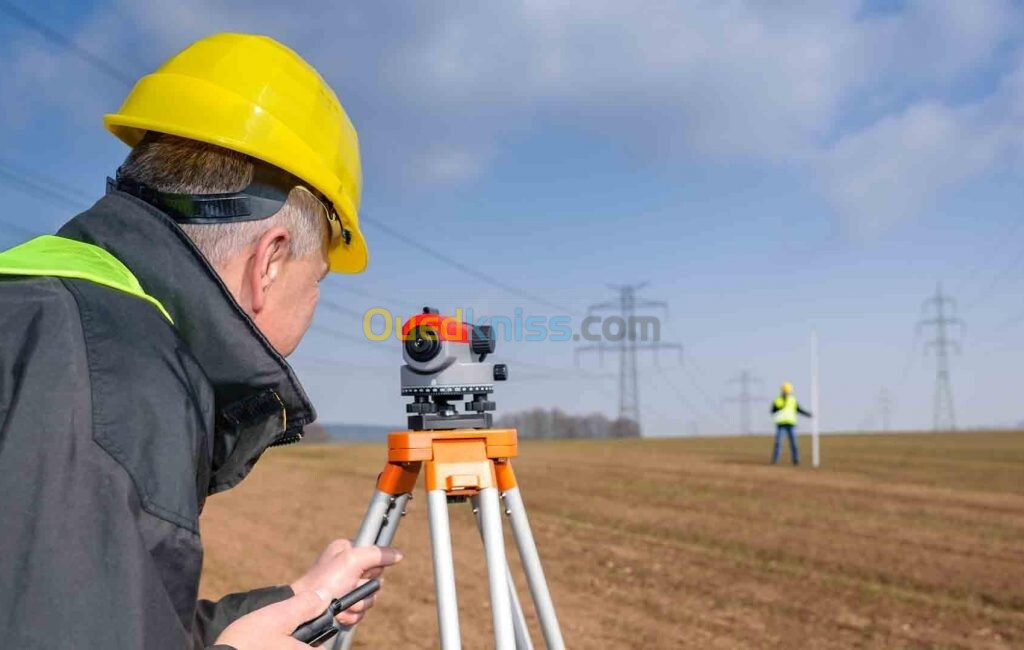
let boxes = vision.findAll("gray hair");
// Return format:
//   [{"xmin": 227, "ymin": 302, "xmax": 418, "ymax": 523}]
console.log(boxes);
[{"xmin": 118, "ymin": 133, "xmax": 327, "ymax": 268}]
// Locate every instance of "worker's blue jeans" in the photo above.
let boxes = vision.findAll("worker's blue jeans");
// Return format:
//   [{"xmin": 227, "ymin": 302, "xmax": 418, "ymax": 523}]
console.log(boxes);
[{"xmin": 772, "ymin": 424, "xmax": 800, "ymax": 465}]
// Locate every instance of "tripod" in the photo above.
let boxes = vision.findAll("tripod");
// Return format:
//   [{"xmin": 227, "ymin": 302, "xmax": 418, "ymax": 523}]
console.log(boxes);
[{"xmin": 333, "ymin": 428, "xmax": 564, "ymax": 650}]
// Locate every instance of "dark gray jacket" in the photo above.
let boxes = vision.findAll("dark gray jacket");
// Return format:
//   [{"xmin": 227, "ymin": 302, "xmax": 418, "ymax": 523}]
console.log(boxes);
[{"xmin": 0, "ymin": 191, "xmax": 318, "ymax": 648}]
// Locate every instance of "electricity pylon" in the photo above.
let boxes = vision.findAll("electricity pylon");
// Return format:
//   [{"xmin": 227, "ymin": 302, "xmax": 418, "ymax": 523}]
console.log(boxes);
[
  {"xmin": 918, "ymin": 283, "xmax": 963, "ymax": 431},
  {"xmin": 575, "ymin": 283, "xmax": 683, "ymax": 430},
  {"xmin": 727, "ymin": 370, "xmax": 762, "ymax": 435}
]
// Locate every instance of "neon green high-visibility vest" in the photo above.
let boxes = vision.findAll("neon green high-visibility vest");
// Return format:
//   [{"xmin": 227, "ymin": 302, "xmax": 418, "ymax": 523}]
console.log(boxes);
[
  {"xmin": 773, "ymin": 395, "xmax": 798, "ymax": 426},
  {"xmin": 0, "ymin": 235, "xmax": 172, "ymax": 323}
]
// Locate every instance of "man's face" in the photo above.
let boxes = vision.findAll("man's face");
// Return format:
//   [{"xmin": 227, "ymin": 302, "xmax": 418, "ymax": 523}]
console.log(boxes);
[
  {"xmin": 253, "ymin": 248, "xmax": 329, "ymax": 357},
  {"xmin": 214, "ymin": 217, "xmax": 331, "ymax": 357}
]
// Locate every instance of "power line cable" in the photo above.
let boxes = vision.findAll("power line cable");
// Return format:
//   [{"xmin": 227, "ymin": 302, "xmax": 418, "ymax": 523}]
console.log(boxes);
[
  {"xmin": 0, "ymin": 164, "xmax": 91, "ymax": 239},
  {"xmin": 0, "ymin": 216, "xmax": 40, "ymax": 242},
  {"xmin": 0, "ymin": 1, "xmax": 135, "ymax": 88},
  {"xmin": 957, "ymin": 216, "xmax": 1024, "ymax": 297},
  {"xmin": 360, "ymin": 217, "xmax": 578, "ymax": 315},
  {"xmin": 317, "ymin": 297, "xmax": 368, "ymax": 321},
  {"xmin": 308, "ymin": 322, "xmax": 390, "ymax": 351},
  {"xmin": 652, "ymin": 365, "xmax": 715, "ymax": 432},
  {"xmin": 679, "ymin": 352, "xmax": 732, "ymax": 427},
  {"xmin": 0, "ymin": 162, "xmax": 91, "ymax": 212},
  {"xmin": 637, "ymin": 370, "xmax": 693, "ymax": 430},
  {"xmin": 663, "ymin": 329, "xmax": 731, "ymax": 429},
  {"xmin": 894, "ymin": 329, "xmax": 920, "ymax": 386},
  {"xmin": 328, "ymin": 283, "xmax": 405, "ymax": 311},
  {"xmin": 995, "ymin": 307, "xmax": 1024, "ymax": 332},
  {"xmin": 513, "ymin": 359, "xmax": 615, "ymax": 382},
  {"xmin": 961, "ymin": 247, "xmax": 1024, "ymax": 313}
]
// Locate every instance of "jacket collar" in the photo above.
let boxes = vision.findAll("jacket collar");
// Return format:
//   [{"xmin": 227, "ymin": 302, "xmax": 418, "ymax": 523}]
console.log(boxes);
[{"xmin": 58, "ymin": 191, "xmax": 316, "ymax": 493}]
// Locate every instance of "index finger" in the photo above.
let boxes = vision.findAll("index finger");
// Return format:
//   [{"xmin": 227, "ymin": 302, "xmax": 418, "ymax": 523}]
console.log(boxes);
[{"xmin": 348, "ymin": 545, "xmax": 403, "ymax": 572}]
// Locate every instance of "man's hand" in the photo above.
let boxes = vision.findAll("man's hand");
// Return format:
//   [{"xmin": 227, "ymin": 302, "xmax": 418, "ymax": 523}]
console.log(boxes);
[
  {"xmin": 214, "ymin": 589, "xmax": 332, "ymax": 649},
  {"xmin": 290, "ymin": 539, "xmax": 403, "ymax": 626},
  {"xmin": 214, "ymin": 541, "xmax": 403, "ymax": 649}
]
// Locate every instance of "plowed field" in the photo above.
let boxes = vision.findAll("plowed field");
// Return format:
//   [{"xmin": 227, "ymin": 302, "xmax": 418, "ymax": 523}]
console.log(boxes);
[{"xmin": 200, "ymin": 432, "xmax": 1024, "ymax": 648}]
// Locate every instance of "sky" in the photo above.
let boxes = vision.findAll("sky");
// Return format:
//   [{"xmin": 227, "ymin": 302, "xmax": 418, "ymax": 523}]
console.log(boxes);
[{"xmin": 2, "ymin": 0, "xmax": 1024, "ymax": 435}]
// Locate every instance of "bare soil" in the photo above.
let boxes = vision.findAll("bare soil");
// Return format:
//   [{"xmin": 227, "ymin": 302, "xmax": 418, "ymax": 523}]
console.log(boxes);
[{"xmin": 200, "ymin": 431, "xmax": 1024, "ymax": 648}]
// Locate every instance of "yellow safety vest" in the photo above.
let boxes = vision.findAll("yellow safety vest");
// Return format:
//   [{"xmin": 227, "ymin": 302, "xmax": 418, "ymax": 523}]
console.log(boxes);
[
  {"xmin": 0, "ymin": 235, "xmax": 172, "ymax": 323},
  {"xmin": 773, "ymin": 395, "xmax": 798, "ymax": 426}
]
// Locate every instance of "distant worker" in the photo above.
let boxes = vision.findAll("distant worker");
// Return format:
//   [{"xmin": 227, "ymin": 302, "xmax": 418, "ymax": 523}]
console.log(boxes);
[{"xmin": 770, "ymin": 382, "xmax": 812, "ymax": 465}]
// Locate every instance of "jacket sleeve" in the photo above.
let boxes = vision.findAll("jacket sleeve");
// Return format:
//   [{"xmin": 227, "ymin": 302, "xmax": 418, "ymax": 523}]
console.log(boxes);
[
  {"xmin": 193, "ymin": 585, "xmax": 294, "ymax": 646},
  {"xmin": 797, "ymin": 403, "xmax": 813, "ymax": 417}
]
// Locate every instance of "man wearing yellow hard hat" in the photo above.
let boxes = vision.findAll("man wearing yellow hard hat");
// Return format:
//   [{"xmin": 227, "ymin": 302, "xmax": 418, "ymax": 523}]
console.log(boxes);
[
  {"xmin": 770, "ymin": 382, "xmax": 813, "ymax": 465},
  {"xmin": 0, "ymin": 34, "xmax": 401, "ymax": 648}
]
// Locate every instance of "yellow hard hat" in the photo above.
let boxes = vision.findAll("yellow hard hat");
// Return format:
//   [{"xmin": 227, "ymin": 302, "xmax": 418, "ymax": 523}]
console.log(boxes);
[
  {"xmin": 104, "ymin": 33, "xmax": 366, "ymax": 273},
  {"xmin": 781, "ymin": 382, "xmax": 793, "ymax": 394}
]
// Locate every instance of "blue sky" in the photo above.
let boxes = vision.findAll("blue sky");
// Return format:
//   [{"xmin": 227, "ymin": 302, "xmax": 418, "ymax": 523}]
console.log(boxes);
[{"xmin": 2, "ymin": 0, "xmax": 1024, "ymax": 434}]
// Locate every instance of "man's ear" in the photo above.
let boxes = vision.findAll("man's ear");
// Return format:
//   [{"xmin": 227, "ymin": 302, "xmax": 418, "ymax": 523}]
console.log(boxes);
[{"xmin": 249, "ymin": 226, "xmax": 292, "ymax": 315}]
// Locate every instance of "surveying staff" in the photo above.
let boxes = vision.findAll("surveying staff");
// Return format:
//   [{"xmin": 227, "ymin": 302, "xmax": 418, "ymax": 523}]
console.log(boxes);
[
  {"xmin": 0, "ymin": 34, "xmax": 402, "ymax": 649},
  {"xmin": 770, "ymin": 382, "xmax": 812, "ymax": 465}
]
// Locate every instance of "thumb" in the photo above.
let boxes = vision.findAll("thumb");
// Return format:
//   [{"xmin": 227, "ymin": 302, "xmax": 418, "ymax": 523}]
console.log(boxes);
[{"xmin": 265, "ymin": 589, "xmax": 331, "ymax": 632}]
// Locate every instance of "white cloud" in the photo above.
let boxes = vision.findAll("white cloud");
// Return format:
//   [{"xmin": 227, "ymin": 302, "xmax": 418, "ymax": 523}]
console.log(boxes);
[
  {"xmin": 821, "ymin": 102, "xmax": 999, "ymax": 239},
  {"xmin": 820, "ymin": 50, "xmax": 1024, "ymax": 239}
]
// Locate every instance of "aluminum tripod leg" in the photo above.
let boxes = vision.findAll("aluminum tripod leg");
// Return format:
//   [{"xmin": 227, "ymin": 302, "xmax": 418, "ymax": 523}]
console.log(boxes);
[
  {"xmin": 333, "ymin": 490, "xmax": 410, "ymax": 650},
  {"xmin": 354, "ymin": 490, "xmax": 392, "ymax": 545},
  {"xmin": 503, "ymin": 487, "xmax": 565, "ymax": 650},
  {"xmin": 428, "ymin": 489, "xmax": 462, "ymax": 650},
  {"xmin": 504, "ymin": 564, "xmax": 534, "ymax": 650},
  {"xmin": 472, "ymin": 495, "xmax": 533, "ymax": 650},
  {"xmin": 376, "ymin": 492, "xmax": 410, "ymax": 546},
  {"xmin": 477, "ymin": 487, "xmax": 516, "ymax": 650}
]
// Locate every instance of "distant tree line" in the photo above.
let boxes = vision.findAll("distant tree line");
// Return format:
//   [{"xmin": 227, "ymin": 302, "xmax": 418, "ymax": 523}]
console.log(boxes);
[
  {"xmin": 496, "ymin": 408, "xmax": 641, "ymax": 439},
  {"xmin": 300, "ymin": 423, "xmax": 332, "ymax": 443}
]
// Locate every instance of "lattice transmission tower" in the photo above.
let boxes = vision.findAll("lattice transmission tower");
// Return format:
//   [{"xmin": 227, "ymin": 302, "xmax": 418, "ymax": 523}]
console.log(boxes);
[
  {"xmin": 575, "ymin": 283, "xmax": 683, "ymax": 429},
  {"xmin": 727, "ymin": 370, "xmax": 762, "ymax": 435},
  {"xmin": 918, "ymin": 283, "xmax": 964, "ymax": 431}
]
